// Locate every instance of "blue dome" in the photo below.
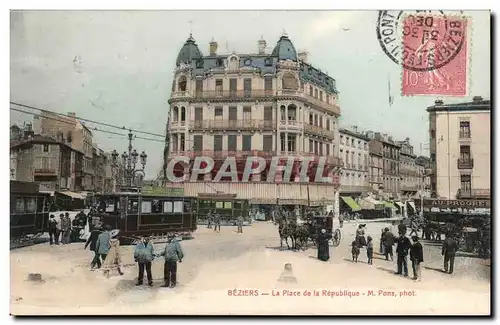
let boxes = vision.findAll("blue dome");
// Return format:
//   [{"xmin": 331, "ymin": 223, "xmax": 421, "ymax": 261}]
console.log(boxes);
[
  {"xmin": 176, "ymin": 34, "xmax": 203, "ymax": 66},
  {"xmin": 271, "ymin": 34, "xmax": 298, "ymax": 61}
]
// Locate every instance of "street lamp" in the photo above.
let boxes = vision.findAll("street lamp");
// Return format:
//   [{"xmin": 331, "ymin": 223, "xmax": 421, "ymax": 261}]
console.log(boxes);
[{"xmin": 110, "ymin": 129, "xmax": 148, "ymax": 192}]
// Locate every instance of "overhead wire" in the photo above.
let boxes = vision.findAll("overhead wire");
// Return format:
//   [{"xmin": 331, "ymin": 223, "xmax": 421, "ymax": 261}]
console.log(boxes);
[
  {"xmin": 10, "ymin": 107, "xmax": 165, "ymax": 144},
  {"xmin": 10, "ymin": 101, "xmax": 166, "ymax": 138}
]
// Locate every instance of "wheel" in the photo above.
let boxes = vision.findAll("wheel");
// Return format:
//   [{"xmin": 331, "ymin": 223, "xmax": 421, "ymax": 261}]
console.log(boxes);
[{"xmin": 331, "ymin": 229, "xmax": 341, "ymax": 247}]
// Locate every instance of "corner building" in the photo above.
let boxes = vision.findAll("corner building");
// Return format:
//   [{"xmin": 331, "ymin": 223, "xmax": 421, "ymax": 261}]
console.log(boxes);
[{"xmin": 166, "ymin": 34, "xmax": 343, "ymax": 211}]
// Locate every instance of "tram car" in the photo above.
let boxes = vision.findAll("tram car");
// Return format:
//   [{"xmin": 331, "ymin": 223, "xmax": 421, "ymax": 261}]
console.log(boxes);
[
  {"xmin": 93, "ymin": 192, "xmax": 198, "ymax": 244},
  {"xmin": 195, "ymin": 193, "xmax": 250, "ymax": 225},
  {"xmin": 10, "ymin": 181, "xmax": 51, "ymax": 243}
]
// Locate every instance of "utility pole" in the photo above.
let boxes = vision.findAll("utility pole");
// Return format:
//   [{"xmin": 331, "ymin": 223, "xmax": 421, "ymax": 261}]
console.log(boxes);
[{"xmin": 163, "ymin": 110, "xmax": 171, "ymax": 187}]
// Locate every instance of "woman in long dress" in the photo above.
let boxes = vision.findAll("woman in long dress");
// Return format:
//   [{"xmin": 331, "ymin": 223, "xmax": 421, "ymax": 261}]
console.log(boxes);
[
  {"xmin": 102, "ymin": 230, "xmax": 124, "ymax": 278},
  {"xmin": 317, "ymin": 229, "xmax": 332, "ymax": 262}
]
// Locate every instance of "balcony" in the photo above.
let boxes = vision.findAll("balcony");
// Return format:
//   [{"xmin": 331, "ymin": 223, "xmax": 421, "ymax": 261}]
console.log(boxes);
[
  {"xmin": 457, "ymin": 188, "xmax": 490, "ymax": 199},
  {"xmin": 190, "ymin": 119, "xmax": 275, "ymax": 131},
  {"xmin": 277, "ymin": 89, "xmax": 341, "ymax": 116},
  {"xmin": 369, "ymin": 176, "xmax": 383, "ymax": 184},
  {"xmin": 168, "ymin": 150, "xmax": 343, "ymax": 167},
  {"xmin": 170, "ymin": 120, "xmax": 186, "ymax": 129},
  {"xmin": 401, "ymin": 185, "xmax": 419, "ymax": 192},
  {"xmin": 457, "ymin": 158, "xmax": 474, "ymax": 169},
  {"xmin": 33, "ymin": 168, "xmax": 57, "ymax": 176},
  {"xmin": 458, "ymin": 132, "xmax": 471, "ymax": 141},
  {"xmin": 193, "ymin": 89, "xmax": 274, "ymax": 101},
  {"xmin": 304, "ymin": 123, "xmax": 336, "ymax": 140},
  {"xmin": 279, "ymin": 119, "xmax": 303, "ymax": 131},
  {"xmin": 340, "ymin": 185, "xmax": 372, "ymax": 193}
]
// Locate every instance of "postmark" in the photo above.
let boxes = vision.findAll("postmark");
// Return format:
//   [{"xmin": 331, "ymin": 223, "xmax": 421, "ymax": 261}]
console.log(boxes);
[
  {"xmin": 376, "ymin": 10, "xmax": 466, "ymax": 72},
  {"xmin": 402, "ymin": 15, "xmax": 468, "ymax": 96}
]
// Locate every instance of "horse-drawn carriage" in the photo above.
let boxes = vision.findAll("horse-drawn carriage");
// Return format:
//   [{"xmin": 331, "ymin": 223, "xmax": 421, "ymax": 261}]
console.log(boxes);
[{"xmin": 307, "ymin": 214, "xmax": 342, "ymax": 247}]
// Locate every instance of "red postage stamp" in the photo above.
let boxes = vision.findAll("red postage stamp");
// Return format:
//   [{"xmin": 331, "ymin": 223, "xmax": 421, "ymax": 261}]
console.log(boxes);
[{"xmin": 401, "ymin": 15, "xmax": 468, "ymax": 96}]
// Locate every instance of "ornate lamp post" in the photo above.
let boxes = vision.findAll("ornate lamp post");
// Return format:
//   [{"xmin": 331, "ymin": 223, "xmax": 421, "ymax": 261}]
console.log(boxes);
[{"xmin": 110, "ymin": 130, "xmax": 147, "ymax": 192}]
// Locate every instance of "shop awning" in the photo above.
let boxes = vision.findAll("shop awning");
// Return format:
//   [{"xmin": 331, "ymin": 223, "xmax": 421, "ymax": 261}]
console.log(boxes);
[
  {"xmin": 407, "ymin": 201, "xmax": 416, "ymax": 212},
  {"xmin": 394, "ymin": 202, "xmax": 404, "ymax": 209},
  {"xmin": 58, "ymin": 191, "xmax": 87, "ymax": 200},
  {"xmin": 341, "ymin": 196, "xmax": 362, "ymax": 212},
  {"xmin": 381, "ymin": 200, "xmax": 396, "ymax": 209},
  {"xmin": 358, "ymin": 197, "xmax": 375, "ymax": 210}
]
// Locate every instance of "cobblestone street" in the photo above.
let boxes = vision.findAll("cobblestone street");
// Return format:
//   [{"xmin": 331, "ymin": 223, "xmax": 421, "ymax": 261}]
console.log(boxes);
[{"xmin": 10, "ymin": 220, "xmax": 490, "ymax": 315}]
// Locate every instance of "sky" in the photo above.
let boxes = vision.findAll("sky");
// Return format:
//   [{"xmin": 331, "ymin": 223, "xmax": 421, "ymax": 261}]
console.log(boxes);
[{"xmin": 10, "ymin": 10, "xmax": 491, "ymax": 178}]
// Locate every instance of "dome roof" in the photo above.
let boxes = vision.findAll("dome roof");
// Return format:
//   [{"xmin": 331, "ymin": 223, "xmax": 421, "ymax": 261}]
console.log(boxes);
[
  {"xmin": 271, "ymin": 34, "xmax": 298, "ymax": 61},
  {"xmin": 176, "ymin": 34, "xmax": 203, "ymax": 66}
]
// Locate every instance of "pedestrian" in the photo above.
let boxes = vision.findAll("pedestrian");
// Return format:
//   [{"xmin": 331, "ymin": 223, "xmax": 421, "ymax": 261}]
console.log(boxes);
[
  {"xmin": 351, "ymin": 240, "xmax": 360, "ymax": 263},
  {"xmin": 236, "ymin": 215, "xmax": 244, "ymax": 233},
  {"xmin": 61, "ymin": 212, "xmax": 72, "ymax": 244},
  {"xmin": 395, "ymin": 226, "xmax": 411, "ymax": 277},
  {"xmin": 102, "ymin": 229, "xmax": 124, "ymax": 277},
  {"xmin": 317, "ymin": 229, "xmax": 332, "ymax": 262},
  {"xmin": 159, "ymin": 233, "xmax": 184, "ymax": 288},
  {"xmin": 207, "ymin": 210, "xmax": 212, "ymax": 229},
  {"xmin": 382, "ymin": 227, "xmax": 395, "ymax": 261},
  {"xmin": 95, "ymin": 225, "xmax": 112, "ymax": 263},
  {"xmin": 442, "ymin": 233, "xmax": 459, "ymax": 274},
  {"xmin": 366, "ymin": 236, "xmax": 374, "ymax": 265},
  {"xmin": 134, "ymin": 236, "xmax": 155, "ymax": 286},
  {"xmin": 410, "ymin": 235, "xmax": 424, "ymax": 281},
  {"xmin": 409, "ymin": 217, "xmax": 419, "ymax": 237},
  {"xmin": 379, "ymin": 228, "xmax": 385, "ymax": 255},
  {"xmin": 356, "ymin": 224, "xmax": 366, "ymax": 247},
  {"xmin": 48, "ymin": 214, "xmax": 60, "ymax": 245},
  {"xmin": 213, "ymin": 212, "xmax": 221, "ymax": 233},
  {"xmin": 338, "ymin": 213, "xmax": 344, "ymax": 228},
  {"xmin": 85, "ymin": 225, "xmax": 102, "ymax": 270}
]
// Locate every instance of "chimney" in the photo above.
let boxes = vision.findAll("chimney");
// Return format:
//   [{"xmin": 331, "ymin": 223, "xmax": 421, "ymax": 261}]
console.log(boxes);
[
  {"xmin": 434, "ymin": 99, "xmax": 444, "ymax": 106},
  {"xmin": 298, "ymin": 51, "xmax": 309, "ymax": 63},
  {"xmin": 473, "ymin": 96, "xmax": 483, "ymax": 102},
  {"xmin": 258, "ymin": 37, "xmax": 266, "ymax": 54},
  {"xmin": 67, "ymin": 112, "xmax": 76, "ymax": 118},
  {"xmin": 209, "ymin": 39, "xmax": 218, "ymax": 56}
]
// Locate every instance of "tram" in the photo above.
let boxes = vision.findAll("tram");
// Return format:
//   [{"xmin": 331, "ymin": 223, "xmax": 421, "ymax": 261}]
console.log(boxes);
[
  {"xmin": 10, "ymin": 181, "xmax": 51, "ymax": 245},
  {"xmin": 195, "ymin": 193, "xmax": 250, "ymax": 225}
]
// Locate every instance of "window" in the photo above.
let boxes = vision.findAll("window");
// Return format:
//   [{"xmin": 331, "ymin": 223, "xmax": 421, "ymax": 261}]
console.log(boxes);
[
  {"xmin": 459, "ymin": 121, "xmax": 471, "ymax": 138},
  {"xmin": 214, "ymin": 135, "xmax": 223, "ymax": 151},
  {"xmin": 319, "ymin": 142, "xmax": 323, "ymax": 156},
  {"xmin": 163, "ymin": 201, "xmax": 173, "ymax": 213},
  {"xmin": 41, "ymin": 157, "xmax": 49, "ymax": 169},
  {"xmin": 173, "ymin": 201, "xmax": 184, "ymax": 213},
  {"xmin": 224, "ymin": 202, "xmax": 232, "ymax": 209},
  {"xmin": 43, "ymin": 144, "xmax": 49, "ymax": 153},
  {"xmin": 172, "ymin": 134, "xmax": 178, "ymax": 151},
  {"xmin": 196, "ymin": 59, "xmax": 204, "ymax": 68},
  {"xmin": 264, "ymin": 106, "xmax": 273, "ymax": 121},
  {"xmin": 217, "ymin": 58, "xmax": 224, "ymax": 67},
  {"xmin": 25, "ymin": 198, "xmax": 37, "ymax": 213},
  {"xmin": 141, "ymin": 201, "xmax": 152, "ymax": 213},
  {"xmin": 351, "ymin": 139, "xmax": 355, "ymax": 147},
  {"xmin": 128, "ymin": 200, "xmax": 139, "ymax": 213},
  {"xmin": 228, "ymin": 135, "xmax": 237, "ymax": 151},
  {"xmin": 326, "ymin": 144, "xmax": 330, "ymax": 156},
  {"xmin": 180, "ymin": 134, "xmax": 185, "ymax": 151},
  {"xmin": 244, "ymin": 58, "xmax": 252, "ymax": 66},
  {"xmin": 244, "ymin": 78, "xmax": 252, "ymax": 97},
  {"xmin": 287, "ymin": 134, "xmax": 296, "ymax": 152},
  {"xmin": 195, "ymin": 79, "xmax": 203, "ymax": 95},
  {"xmin": 326, "ymin": 118, "xmax": 330, "ymax": 130},
  {"xmin": 264, "ymin": 77, "xmax": 273, "ymax": 92},
  {"xmin": 15, "ymin": 198, "xmax": 25, "ymax": 213},
  {"xmin": 460, "ymin": 174, "xmax": 472, "ymax": 192},
  {"xmin": 314, "ymin": 89, "xmax": 318, "ymax": 98},
  {"xmin": 152, "ymin": 200, "xmax": 162, "ymax": 213},
  {"xmin": 309, "ymin": 139, "xmax": 314, "ymax": 153},
  {"xmin": 229, "ymin": 78, "xmax": 237, "ymax": 95},
  {"xmin": 178, "ymin": 76, "xmax": 187, "ymax": 91},
  {"xmin": 319, "ymin": 91, "xmax": 323, "ymax": 101},
  {"xmin": 280, "ymin": 133, "xmax": 286, "ymax": 152},
  {"xmin": 215, "ymin": 79, "xmax": 223, "ymax": 95},
  {"xmin": 265, "ymin": 58, "xmax": 272, "ymax": 66},
  {"xmin": 195, "ymin": 107, "xmax": 203, "ymax": 121},
  {"xmin": 319, "ymin": 117, "xmax": 323, "ymax": 128},
  {"xmin": 229, "ymin": 106, "xmax": 237, "ymax": 121},
  {"xmin": 242, "ymin": 135, "xmax": 252, "ymax": 151},
  {"xmin": 263, "ymin": 135, "xmax": 273, "ymax": 151},
  {"xmin": 215, "ymin": 107, "xmax": 223, "ymax": 117},
  {"xmin": 460, "ymin": 145, "xmax": 471, "ymax": 160},
  {"xmin": 280, "ymin": 106, "xmax": 286, "ymax": 121},
  {"xmin": 193, "ymin": 135, "xmax": 203, "ymax": 151},
  {"xmin": 309, "ymin": 86, "xmax": 313, "ymax": 96}
]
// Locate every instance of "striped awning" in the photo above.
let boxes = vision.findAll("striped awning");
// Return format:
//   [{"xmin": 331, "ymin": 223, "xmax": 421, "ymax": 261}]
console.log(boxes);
[
  {"xmin": 341, "ymin": 196, "xmax": 362, "ymax": 212},
  {"xmin": 58, "ymin": 191, "xmax": 87, "ymax": 200}
]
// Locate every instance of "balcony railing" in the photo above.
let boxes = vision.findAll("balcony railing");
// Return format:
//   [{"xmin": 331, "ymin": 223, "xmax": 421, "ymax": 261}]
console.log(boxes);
[
  {"xmin": 401, "ymin": 185, "xmax": 419, "ymax": 192},
  {"xmin": 457, "ymin": 188, "xmax": 490, "ymax": 199},
  {"xmin": 168, "ymin": 150, "xmax": 343, "ymax": 166},
  {"xmin": 459, "ymin": 132, "xmax": 471, "ymax": 139},
  {"xmin": 304, "ymin": 123, "xmax": 335, "ymax": 140},
  {"xmin": 171, "ymin": 120, "xmax": 186, "ymax": 127},
  {"xmin": 279, "ymin": 119, "xmax": 302, "ymax": 128},
  {"xmin": 190, "ymin": 119, "xmax": 275, "ymax": 131},
  {"xmin": 34, "ymin": 168, "xmax": 57, "ymax": 176},
  {"xmin": 277, "ymin": 89, "xmax": 341, "ymax": 115},
  {"xmin": 457, "ymin": 158, "xmax": 474, "ymax": 169},
  {"xmin": 369, "ymin": 176, "xmax": 383, "ymax": 183},
  {"xmin": 192, "ymin": 89, "xmax": 275, "ymax": 100}
]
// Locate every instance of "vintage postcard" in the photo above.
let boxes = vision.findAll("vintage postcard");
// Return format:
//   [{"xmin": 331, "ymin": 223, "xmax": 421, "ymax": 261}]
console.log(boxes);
[{"xmin": 9, "ymin": 9, "xmax": 491, "ymax": 316}]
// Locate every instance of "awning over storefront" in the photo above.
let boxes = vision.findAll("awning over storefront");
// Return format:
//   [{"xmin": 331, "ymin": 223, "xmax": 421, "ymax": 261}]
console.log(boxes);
[
  {"xmin": 358, "ymin": 197, "xmax": 375, "ymax": 210},
  {"xmin": 58, "ymin": 191, "xmax": 87, "ymax": 200},
  {"xmin": 394, "ymin": 202, "xmax": 404, "ymax": 209},
  {"xmin": 341, "ymin": 196, "xmax": 362, "ymax": 212},
  {"xmin": 407, "ymin": 201, "xmax": 416, "ymax": 212},
  {"xmin": 381, "ymin": 200, "xmax": 396, "ymax": 209}
]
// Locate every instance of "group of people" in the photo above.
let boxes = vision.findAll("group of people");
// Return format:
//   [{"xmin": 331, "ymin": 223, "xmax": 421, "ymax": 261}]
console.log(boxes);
[
  {"xmin": 47, "ymin": 213, "xmax": 72, "ymax": 245},
  {"xmin": 206, "ymin": 210, "xmax": 245, "ymax": 234},
  {"xmin": 84, "ymin": 227, "xmax": 185, "ymax": 288}
]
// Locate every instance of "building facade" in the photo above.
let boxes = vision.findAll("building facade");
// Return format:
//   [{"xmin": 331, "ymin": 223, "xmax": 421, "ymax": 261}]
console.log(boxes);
[
  {"xmin": 415, "ymin": 155, "xmax": 431, "ymax": 198},
  {"xmin": 368, "ymin": 134, "xmax": 384, "ymax": 193},
  {"xmin": 397, "ymin": 138, "xmax": 419, "ymax": 198},
  {"xmin": 427, "ymin": 96, "xmax": 491, "ymax": 200},
  {"xmin": 338, "ymin": 127, "xmax": 370, "ymax": 197},
  {"xmin": 165, "ymin": 33, "xmax": 343, "ymax": 209}
]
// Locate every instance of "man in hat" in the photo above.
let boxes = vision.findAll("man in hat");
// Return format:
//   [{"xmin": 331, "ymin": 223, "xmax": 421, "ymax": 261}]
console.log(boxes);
[
  {"xmin": 159, "ymin": 233, "xmax": 184, "ymax": 288},
  {"xmin": 85, "ymin": 225, "xmax": 103, "ymax": 269},
  {"xmin": 442, "ymin": 233, "xmax": 459, "ymax": 274},
  {"xmin": 213, "ymin": 212, "xmax": 221, "ymax": 233},
  {"xmin": 236, "ymin": 215, "xmax": 244, "ymax": 233},
  {"xmin": 48, "ymin": 214, "xmax": 60, "ymax": 245},
  {"xmin": 95, "ymin": 225, "xmax": 112, "ymax": 262},
  {"xmin": 410, "ymin": 235, "xmax": 424, "ymax": 281},
  {"xmin": 61, "ymin": 212, "xmax": 72, "ymax": 244},
  {"xmin": 207, "ymin": 210, "xmax": 212, "ymax": 229},
  {"xmin": 382, "ymin": 227, "xmax": 395, "ymax": 261},
  {"xmin": 395, "ymin": 225, "xmax": 411, "ymax": 276},
  {"xmin": 134, "ymin": 236, "xmax": 155, "ymax": 286}
]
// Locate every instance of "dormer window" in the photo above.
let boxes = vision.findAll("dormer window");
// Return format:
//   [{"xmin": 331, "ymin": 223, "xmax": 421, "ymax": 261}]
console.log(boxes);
[
  {"xmin": 216, "ymin": 58, "xmax": 224, "ymax": 67},
  {"xmin": 196, "ymin": 59, "xmax": 204, "ymax": 68},
  {"xmin": 244, "ymin": 58, "xmax": 252, "ymax": 66},
  {"xmin": 265, "ymin": 58, "xmax": 272, "ymax": 66}
]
